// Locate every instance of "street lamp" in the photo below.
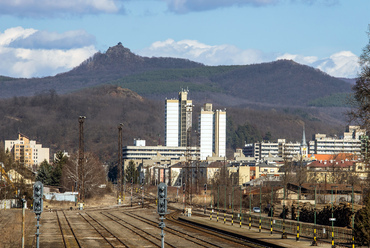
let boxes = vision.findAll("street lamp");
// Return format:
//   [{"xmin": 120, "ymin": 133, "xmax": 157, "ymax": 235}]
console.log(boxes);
[
  {"xmin": 331, "ymin": 185, "xmax": 338, "ymax": 248},
  {"xmin": 224, "ymin": 185, "xmax": 227, "ymax": 224},
  {"xmin": 240, "ymin": 186, "xmax": 243, "ymax": 228},
  {"xmin": 296, "ymin": 185, "xmax": 301, "ymax": 242},
  {"xmin": 310, "ymin": 184, "xmax": 318, "ymax": 246},
  {"xmin": 217, "ymin": 185, "xmax": 220, "ymax": 222},
  {"xmin": 270, "ymin": 186, "xmax": 273, "ymax": 235},
  {"xmin": 346, "ymin": 185, "xmax": 355, "ymax": 248},
  {"xmin": 232, "ymin": 187, "xmax": 234, "ymax": 225},
  {"xmin": 249, "ymin": 186, "xmax": 252, "ymax": 230},
  {"xmin": 282, "ymin": 184, "xmax": 287, "ymax": 239},
  {"xmin": 259, "ymin": 184, "xmax": 262, "ymax": 233}
]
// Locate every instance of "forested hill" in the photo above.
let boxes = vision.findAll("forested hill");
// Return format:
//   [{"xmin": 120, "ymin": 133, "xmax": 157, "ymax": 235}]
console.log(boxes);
[{"xmin": 0, "ymin": 42, "xmax": 352, "ymax": 108}]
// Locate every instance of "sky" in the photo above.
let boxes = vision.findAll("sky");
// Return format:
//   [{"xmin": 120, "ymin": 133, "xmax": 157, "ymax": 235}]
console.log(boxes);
[{"xmin": 0, "ymin": 0, "xmax": 369, "ymax": 79}]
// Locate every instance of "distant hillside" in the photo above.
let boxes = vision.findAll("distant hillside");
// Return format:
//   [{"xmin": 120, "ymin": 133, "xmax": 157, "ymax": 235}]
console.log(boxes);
[
  {"xmin": 111, "ymin": 60, "xmax": 352, "ymax": 107},
  {"xmin": 308, "ymin": 92, "xmax": 354, "ymax": 107},
  {"xmin": 0, "ymin": 42, "xmax": 352, "ymax": 109}
]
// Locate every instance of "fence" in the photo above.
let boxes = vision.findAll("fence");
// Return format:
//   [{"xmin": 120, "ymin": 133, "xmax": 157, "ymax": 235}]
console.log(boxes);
[{"xmin": 208, "ymin": 209, "xmax": 353, "ymax": 245}]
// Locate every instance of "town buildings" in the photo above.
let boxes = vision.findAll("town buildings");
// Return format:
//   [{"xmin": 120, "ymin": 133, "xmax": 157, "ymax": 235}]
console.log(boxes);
[
  {"xmin": 4, "ymin": 133, "xmax": 49, "ymax": 169},
  {"xmin": 122, "ymin": 139, "xmax": 199, "ymax": 167},
  {"xmin": 243, "ymin": 126, "xmax": 365, "ymax": 160},
  {"xmin": 308, "ymin": 125, "xmax": 365, "ymax": 155}
]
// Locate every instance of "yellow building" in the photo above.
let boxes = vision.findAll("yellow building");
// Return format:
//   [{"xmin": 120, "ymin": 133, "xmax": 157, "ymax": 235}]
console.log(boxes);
[{"xmin": 5, "ymin": 133, "xmax": 49, "ymax": 169}]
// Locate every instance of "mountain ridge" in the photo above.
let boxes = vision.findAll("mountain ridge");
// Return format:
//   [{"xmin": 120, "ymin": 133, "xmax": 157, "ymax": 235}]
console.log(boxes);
[{"xmin": 0, "ymin": 42, "xmax": 353, "ymax": 109}]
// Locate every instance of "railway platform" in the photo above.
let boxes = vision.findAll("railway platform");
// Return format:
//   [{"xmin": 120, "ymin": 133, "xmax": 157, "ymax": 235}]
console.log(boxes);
[{"xmin": 179, "ymin": 214, "xmax": 333, "ymax": 248}]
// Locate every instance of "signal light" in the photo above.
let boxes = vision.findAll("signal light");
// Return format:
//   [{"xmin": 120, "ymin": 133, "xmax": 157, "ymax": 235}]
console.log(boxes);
[
  {"xmin": 182, "ymin": 183, "xmax": 186, "ymax": 193},
  {"xmin": 204, "ymin": 183, "xmax": 207, "ymax": 192},
  {"xmin": 157, "ymin": 182, "xmax": 167, "ymax": 216},
  {"xmin": 33, "ymin": 181, "xmax": 44, "ymax": 214}
]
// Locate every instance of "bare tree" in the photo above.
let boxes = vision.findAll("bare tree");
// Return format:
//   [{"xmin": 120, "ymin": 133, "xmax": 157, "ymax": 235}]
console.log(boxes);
[{"xmin": 62, "ymin": 152, "xmax": 106, "ymax": 198}]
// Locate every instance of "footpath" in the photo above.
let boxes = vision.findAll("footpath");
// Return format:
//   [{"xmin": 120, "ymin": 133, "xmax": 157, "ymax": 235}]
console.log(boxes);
[{"xmin": 178, "ymin": 214, "xmax": 334, "ymax": 248}]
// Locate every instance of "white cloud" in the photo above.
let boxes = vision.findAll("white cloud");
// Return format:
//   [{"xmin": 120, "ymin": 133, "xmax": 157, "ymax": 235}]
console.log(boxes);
[
  {"xmin": 0, "ymin": 27, "xmax": 97, "ymax": 78},
  {"xmin": 138, "ymin": 39, "xmax": 360, "ymax": 78},
  {"xmin": 0, "ymin": 26, "xmax": 37, "ymax": 46},
  {"xmin": 9, "ymin": 30, "xmax": 96, "ymax": 49},
  {"xmin": 164, "ymin": 0, "xmax": 279, "ymax": 13},
  {"xmin": 162, "ymin": 0, "xmax": 338, "ymax": 13},
  {"xmin": 139, "ymin": 39, "xmax": 274, "ymax": 65},
  {"xmin": 313, "ymin": 51, "xmax": 359, "ymax": 78},
  {"xmin": 0, "ymin": 0, "xmax": 124, "ymax": 17}
]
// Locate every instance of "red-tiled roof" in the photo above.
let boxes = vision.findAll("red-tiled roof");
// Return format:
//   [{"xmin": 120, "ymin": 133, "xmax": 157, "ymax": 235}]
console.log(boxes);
[
  {"xmin": 308, "ymin": 153, "xmax": 358, "ymax": 161},
  {"xmin": 307, "ymin": 160, "xmax": 354, "ymax": 168}
]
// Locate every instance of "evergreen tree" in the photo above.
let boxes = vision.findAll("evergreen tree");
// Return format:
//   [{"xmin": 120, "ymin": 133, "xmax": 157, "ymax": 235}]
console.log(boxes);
[
  {"xmin": 36, "ymin": 160, "xmax": 53, "ymax": 185},
  {"xmin": 125, "ymin": 160, "xmax": 139, "ymax": 184},
  {"xmin": 354, "ymin": 194, "xmax": 370, "ymax": 246},
  {"xmin": 51, "ymin": 151, "xmax": 68, "ymax": 186}
]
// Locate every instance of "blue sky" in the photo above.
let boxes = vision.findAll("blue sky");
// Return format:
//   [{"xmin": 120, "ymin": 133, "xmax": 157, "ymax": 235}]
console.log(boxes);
[{"xmin": 0, "ymin": 0, "xmax": 368, "ymax": 78}]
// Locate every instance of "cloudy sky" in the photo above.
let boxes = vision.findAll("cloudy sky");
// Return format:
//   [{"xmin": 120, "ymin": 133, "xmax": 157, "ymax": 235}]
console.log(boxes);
[{"xmin": 0, "ymin": 0, "xmax": 368, "ymax": 78}]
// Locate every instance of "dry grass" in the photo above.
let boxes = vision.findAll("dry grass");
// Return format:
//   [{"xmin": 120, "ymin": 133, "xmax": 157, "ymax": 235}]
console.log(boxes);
[{"xmin": 0, "ymin": 209, "xmax": 36, "ymax": 248}]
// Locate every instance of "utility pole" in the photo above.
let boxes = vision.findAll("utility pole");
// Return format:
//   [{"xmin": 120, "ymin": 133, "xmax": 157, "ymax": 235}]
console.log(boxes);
[
  {"xmin": 78, "ymin": 116, "xmax": 86, "ymax": 204},
  {"xmin": 118, "ymin": 123, "xmax": 123, "ymax": 205}
]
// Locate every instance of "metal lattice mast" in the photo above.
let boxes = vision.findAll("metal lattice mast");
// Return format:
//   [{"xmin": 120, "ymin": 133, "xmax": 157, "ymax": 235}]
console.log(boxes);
[{"xmin": 118, "ymin": 123, "xmax": 123, "ymax": 204}]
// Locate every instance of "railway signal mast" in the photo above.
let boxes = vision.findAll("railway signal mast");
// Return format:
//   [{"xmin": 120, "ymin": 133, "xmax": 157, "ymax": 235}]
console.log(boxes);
[
  {"xmin": 157, "ymin": 182, "xmax": 167, "ymax": 248},
  {"xmin": 33, "ymin": 181, "xmax": 44, "ymax": 248}
]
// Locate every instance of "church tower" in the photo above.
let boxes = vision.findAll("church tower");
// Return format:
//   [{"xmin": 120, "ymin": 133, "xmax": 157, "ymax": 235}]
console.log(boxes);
[{"xmin": 300, "ymin": 124, "xmax": 308, "ymax": 158}]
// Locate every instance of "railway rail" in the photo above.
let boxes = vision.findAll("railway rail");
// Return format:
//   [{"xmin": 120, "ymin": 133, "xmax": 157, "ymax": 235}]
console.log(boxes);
[
  {"xmin": 125, "ymin": 209, "xmax": 269, "ymax": 248},
  {"xmin": 56, "ymin": 210, "xmax": 81, "ymax": 248},
  {"xmin": 99, "ymin": 211, "xmax": 167, "ymax": 248},
  {"xmin": 80, "ymin": 212, "xmax": 128, "ymax": 247}
]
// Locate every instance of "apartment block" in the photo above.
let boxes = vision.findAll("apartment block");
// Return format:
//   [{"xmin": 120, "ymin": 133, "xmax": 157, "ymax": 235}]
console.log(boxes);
[
  {"xmin": 165, "ymin": 89, "xmax": 193, "ymax": 147},
  {"xmin": 198, "ymin": 103, "xmax": 226, "ymax": 160},
  {"xmin": 308, "ymin": 126, "xmax": 365, "ymax": 155},
  {"xmin": 5, "ymin": 133, "xmax": 49, "ymax": 168}
]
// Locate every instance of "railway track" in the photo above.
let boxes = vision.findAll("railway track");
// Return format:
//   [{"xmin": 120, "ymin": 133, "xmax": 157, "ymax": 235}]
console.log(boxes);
[
  {"xmin": 108, "ymin": 211, "xmax": 224, "ymax": 248},
  {"xmin": 50, "ymin": 202, "xmax": 279, "ymax": 248},
  {"xmin": 99, "ymin": 211, "xmax": 165, "ymax": 248},
  {"xmin": 123, "ymin": 210, "xmax": 268, "ymax": 248},
  {"xmin": 80, "ymin": 212, "xmax": 128, "ymax": 247},
  {"xmin": 56, "ymin": 210, "xmax": 81, "ymax": 248}
]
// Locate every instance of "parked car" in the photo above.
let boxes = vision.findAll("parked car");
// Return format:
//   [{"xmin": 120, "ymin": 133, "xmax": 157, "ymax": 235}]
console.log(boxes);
[{"xmin": 253, "ymin": 207, "xmax": 261, "ymax": 213}]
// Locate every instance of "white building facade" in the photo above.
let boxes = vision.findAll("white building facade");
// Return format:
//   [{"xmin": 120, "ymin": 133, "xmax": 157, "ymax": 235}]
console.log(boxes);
[
  {"xmin": 199, "ymin": 103, "xmax": 226, "ymax": 160},
  {"xmin": 165, "ymin": 89, "xmax": 192, "ymax": 147},
  {"xmin": 308, "ymin": 126, "xmax": 365, "ymax": 155}
]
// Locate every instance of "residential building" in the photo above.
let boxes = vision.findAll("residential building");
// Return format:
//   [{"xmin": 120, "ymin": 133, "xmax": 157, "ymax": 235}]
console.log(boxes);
[
  {"xmin": 4, "ymin": 133, "xmax": 49, "ymax": 169},
  {"xmin": 243, "ymin": 126, "xmax": 366, "ymax": 160},
  {"xmin": 308, "ymin": 125, "xmax": 365, "ymax": 155},
  {"xmin": 165, "ymin": 89, "xmax": 193, "ymax": 147},
  {"xmin": 169, "ymin": 161, "xmax": 207, "ymax": 186},
  {"xmin": 243, "ymin": 139, "xmax": 302, "ymax": 160},
  {"xmin": 122, "ymin": 139, "xmax": 200, "ymax": 167},
  {"xmin": 199, "ymin": 103, "xmax": 226, "ymax": 160},
  {"xmin": 306, "ymin": 159, "xmax": 369, "ymax": 184}
]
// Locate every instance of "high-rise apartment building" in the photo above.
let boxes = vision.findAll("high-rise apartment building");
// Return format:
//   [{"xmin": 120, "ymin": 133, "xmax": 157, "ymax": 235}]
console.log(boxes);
[
  {"xmin": 199, "ymin": 103, "xmax": 226, "ymax": 160},
  {"xmin": 5, "ymin": 133, "xmax": 49, "ymax": 168},
  {"xmin": 165, "ymin": 89, "xmax": 193, "ymax": 147}
]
